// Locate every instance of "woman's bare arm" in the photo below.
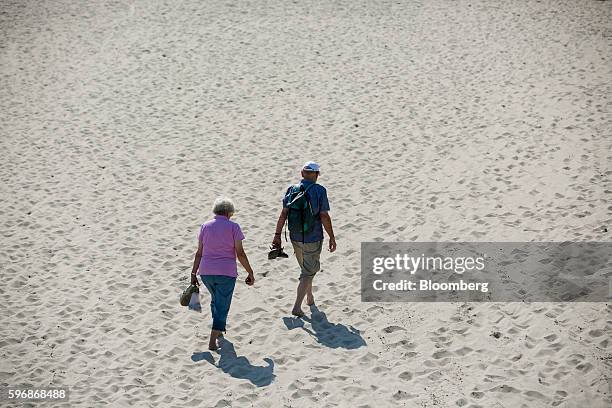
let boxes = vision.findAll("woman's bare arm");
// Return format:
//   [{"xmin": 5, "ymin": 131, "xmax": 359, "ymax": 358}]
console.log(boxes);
[
  {"xmin": 190, "ymin": 239, "xmax": 203, "ymax": 285},
  {"xmin": 235, "ymin": 240, "xmax": 255, "ymax": 285}
]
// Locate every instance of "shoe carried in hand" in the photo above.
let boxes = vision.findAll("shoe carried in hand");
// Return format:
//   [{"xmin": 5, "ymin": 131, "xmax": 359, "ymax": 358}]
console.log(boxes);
[{"xmin": 268, "ymin": 245, "xmax": 289, "ymax": 260}]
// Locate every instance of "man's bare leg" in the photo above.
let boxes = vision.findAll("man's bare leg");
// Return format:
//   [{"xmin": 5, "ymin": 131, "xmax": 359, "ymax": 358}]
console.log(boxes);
[
  {"xmin": 292, "ymin": 276, "xmax": 312, "ymax": 317},
  {"xmin": 306, "ymin": 278, "xmax": 315, "ymax": 306}
]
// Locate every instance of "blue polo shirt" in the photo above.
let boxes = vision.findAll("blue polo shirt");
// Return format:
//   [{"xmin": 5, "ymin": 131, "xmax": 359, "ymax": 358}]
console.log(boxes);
[{"xmin": 282, "ymin": 179, "xmax": 330, "ymax": 243}]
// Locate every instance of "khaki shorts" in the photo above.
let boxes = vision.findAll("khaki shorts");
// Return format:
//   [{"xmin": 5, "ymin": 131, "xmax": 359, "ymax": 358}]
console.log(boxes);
[{"xmin": 291, "ymin": 240, "xmax": 323, "ymax": 280}]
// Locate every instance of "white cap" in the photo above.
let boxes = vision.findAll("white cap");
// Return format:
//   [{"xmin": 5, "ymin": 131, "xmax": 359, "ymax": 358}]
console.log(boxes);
[{"xmin": 302, "ymin": 161, "xmax": 321, "ymax": 172}]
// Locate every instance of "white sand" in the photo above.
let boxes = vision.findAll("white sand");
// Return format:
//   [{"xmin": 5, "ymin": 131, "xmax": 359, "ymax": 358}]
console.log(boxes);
[{"xmin": 1, "ymin": 0, "xmax": 610, "ymax": 406}]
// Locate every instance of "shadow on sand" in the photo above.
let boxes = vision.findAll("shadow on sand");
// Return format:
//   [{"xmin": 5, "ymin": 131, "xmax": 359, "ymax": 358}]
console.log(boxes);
[
  {"xmin": 283, "ymin": 305, "xmax": 367, "ymax": 349},
  {"xmin": 191, "ymin": 338, "xmax": 275, "ymax": 387}
]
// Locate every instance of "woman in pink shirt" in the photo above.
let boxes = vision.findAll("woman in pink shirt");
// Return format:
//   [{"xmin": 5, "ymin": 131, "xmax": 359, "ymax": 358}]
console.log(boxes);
[{"xmin": 190, "ymin": 197, "xmax": 255, "ymax": 351}]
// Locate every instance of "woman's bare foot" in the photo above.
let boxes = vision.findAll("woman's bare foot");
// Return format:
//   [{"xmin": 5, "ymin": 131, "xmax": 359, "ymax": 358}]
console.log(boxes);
[
  {"xmin": 291, "ymin": 309, "xmax": 305, "ymax": 318},
  {"xmin": 208, "ymin": 329, "xmax": 222, "ymax": 350}
]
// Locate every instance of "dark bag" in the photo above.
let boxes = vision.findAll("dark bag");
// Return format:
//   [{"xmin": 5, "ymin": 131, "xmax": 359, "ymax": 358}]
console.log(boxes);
[
  {"xmin": 285, "ymin": 183, "xmax": 317, "ymax": 241},
  {"xmin": 180, "ymin": 284, "xmax": 199, "ymax": 306}
]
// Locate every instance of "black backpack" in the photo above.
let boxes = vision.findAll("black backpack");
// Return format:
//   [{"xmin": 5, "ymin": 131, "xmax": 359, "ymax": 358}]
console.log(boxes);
[{"xmin": 285, "ymin": 183, "xmax": 317, "ymax": 241}]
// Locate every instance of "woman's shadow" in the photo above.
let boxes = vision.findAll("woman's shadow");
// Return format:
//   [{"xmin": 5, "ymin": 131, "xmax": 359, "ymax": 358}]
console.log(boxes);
[
  {"xmin": 282, "ymin": 305, "xmax": 366, "ymax": 349},
  {"xmin": 191, "ymin": 338, "xmax": 275, "ymax": 387}
]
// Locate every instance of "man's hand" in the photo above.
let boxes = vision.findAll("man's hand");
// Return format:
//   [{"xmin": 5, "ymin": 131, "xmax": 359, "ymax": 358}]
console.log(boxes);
[
  {"xmin": 272, "ymin": 209, "xmax": 288, "ymax": 248},
  {"xmin": 191, "ymin": 273, "xmax": 200, "ymax": 286},
  {"xmin": 271, "ymin": 234, "xmax": 282, "ymax": 249},
  {"xmin": 245, "ymin": 273, "xmax": 255, "ymax": 286},
  {"xmin": 328, "ymin": 237, "xmax": 337, "ymax": 252},
  {"xmin": 320, "ymin": 212, "xmax": 336, "ymax": 253}
]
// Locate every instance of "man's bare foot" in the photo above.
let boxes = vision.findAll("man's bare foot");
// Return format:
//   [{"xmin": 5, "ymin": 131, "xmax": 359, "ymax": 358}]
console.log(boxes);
[
  {"xmin": 208, "ymin": 344, "xmax": 218, "ymax": 351},
  {"xmin": 292, "ymin": 309, "xmax": 305, "ymax": 318},
  {"xmin": 306, "ymin": 295, "xmax": 315, "ymax": 306}
]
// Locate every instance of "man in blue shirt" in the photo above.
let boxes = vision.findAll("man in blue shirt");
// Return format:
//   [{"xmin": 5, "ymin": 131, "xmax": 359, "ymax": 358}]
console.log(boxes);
[{"xmin": 272, "ymin": 161, "xmax": 337, "ymax": 317}]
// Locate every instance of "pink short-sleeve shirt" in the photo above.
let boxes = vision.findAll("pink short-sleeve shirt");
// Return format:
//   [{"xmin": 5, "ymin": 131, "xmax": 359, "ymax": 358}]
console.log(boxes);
[{"xmin": 197, "ymin": 215, "xmax": 245, "ymax": 278}]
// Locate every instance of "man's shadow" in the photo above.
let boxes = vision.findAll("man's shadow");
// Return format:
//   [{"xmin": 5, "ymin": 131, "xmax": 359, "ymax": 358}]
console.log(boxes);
[
  {"xmin": 191, "ymin": 338, "xmax": 275, "ymax": 387},
  {"xmin": 282, "ymin": 305, "xmax": 366, "ymax": 349}
]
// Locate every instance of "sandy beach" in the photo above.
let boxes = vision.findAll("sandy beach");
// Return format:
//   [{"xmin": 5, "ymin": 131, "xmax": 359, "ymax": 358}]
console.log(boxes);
[{"xmin": 1, "ymin": 0, "xmax": 610, "ymax": 406}]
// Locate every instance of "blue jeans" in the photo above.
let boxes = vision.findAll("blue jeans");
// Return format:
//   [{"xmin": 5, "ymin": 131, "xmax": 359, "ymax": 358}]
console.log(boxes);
[{"xmin": 200, "ymin": 275, "xmax": 236, "ymax": 332}]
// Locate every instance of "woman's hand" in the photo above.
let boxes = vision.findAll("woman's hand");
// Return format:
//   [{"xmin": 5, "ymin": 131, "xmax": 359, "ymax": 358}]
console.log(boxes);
[
  {"xmin": 245, "ymin": 273, "xmax": 255, "ymax": 286},
  {"xmin": 191, "ymin": 273, "xmax": 200, "ymax": 286}
]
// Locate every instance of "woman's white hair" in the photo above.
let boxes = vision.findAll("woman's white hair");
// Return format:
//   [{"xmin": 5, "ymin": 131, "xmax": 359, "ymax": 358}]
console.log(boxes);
[{"xmin": 212, "ymin": 197, "xmax": 235, "ymax": 216}]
